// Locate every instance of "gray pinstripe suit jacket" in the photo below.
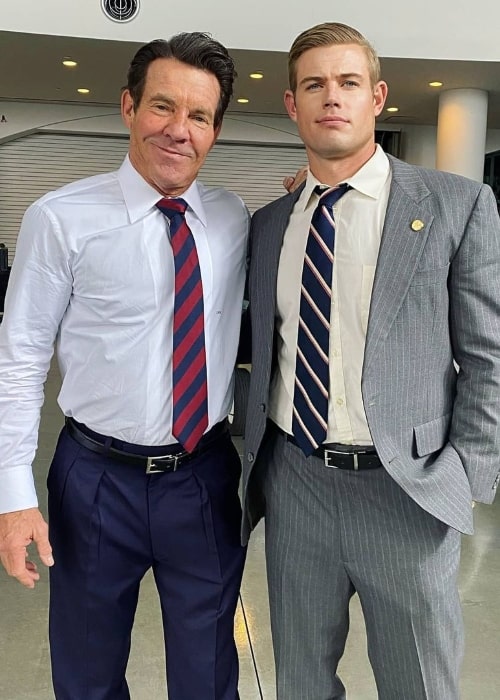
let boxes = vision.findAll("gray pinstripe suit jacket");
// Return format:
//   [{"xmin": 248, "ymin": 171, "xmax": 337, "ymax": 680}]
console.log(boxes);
[{"xmin": 241, "ymin": 155, "xmax": 500, "ymax": 544}]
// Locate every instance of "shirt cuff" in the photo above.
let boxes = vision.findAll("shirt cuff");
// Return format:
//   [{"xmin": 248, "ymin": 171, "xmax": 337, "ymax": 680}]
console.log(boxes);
[{"xmin": 0, "ymin": 465, "xmax": 38, "ymax": 514}]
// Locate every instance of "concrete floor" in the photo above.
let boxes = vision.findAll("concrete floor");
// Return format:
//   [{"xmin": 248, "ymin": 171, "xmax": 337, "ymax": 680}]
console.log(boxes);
[{"xmin": 0, "ymin": 363, "xmax": 499, "ymax": 699}]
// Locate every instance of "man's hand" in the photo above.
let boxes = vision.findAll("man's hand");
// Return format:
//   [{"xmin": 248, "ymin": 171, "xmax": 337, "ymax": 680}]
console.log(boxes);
[
  {"xmin": 283, "ymin": 166, "xmax": 308, "ymax": 193},
  {"xmin": 0, "ymin": 508, "xmax": 54, "ymax": 588}
]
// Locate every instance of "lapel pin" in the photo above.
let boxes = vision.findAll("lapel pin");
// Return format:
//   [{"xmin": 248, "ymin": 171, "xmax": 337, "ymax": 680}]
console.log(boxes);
[{"xmin": 411, "ymin": 219, "xmax": 425, "ymax": 232}]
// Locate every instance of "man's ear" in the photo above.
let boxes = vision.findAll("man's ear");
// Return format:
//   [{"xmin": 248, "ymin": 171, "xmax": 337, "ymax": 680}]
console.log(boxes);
[
  {"xmin": 373, "ymin": 81, "xmax": 388, "ymax": 117},
  {"xmin": 121, "ymin": 89, "xmax": 135, "ymax": 128},
  {"xmin": 284, "ymin": 90, "xmax": 298, "ymax": 122}
]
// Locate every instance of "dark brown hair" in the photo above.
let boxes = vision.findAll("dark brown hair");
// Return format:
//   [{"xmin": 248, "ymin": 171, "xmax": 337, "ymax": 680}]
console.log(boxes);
[{"xmin": 126, "ymin": 32, "xmax": 236, "ymax": 128}]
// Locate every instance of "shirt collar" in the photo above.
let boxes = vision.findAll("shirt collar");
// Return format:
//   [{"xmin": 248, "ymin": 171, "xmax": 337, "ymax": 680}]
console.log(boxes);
[
  {"xmin": 118, "ymin": 155, "xmax": 208, "ymax": 226},
  {"xmin": 298, "ymin": 144, "xmax": 391, "ymax": 211}
]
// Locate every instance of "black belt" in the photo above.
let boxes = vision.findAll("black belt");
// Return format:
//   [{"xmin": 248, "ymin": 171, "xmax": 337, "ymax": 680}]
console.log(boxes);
[
  {"xmin": 282, "ymin": 430, "xmax": 382, "ymax": 471},
  {"xmin": 65, "ymin": 417, "xmax": 228, "ymax": 473}
]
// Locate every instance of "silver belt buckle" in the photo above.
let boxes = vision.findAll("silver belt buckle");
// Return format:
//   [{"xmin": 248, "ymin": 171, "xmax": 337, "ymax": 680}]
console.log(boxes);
[
  {"xmin": 324, "ymin": 450, "xmax": 339, "ymax": 469},
  {"xmin": 146, "ymin": 453, "xmax": 179, "ymax": 474},
  {"xmin": 324, "ymin": 449, "xmax": 359, "ymax": 470}
]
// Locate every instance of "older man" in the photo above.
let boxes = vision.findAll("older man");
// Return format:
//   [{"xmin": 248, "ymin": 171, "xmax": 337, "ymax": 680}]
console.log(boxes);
[{"xmin": 0, "ymin": 32, "xmax": 248, "ymax": 700}]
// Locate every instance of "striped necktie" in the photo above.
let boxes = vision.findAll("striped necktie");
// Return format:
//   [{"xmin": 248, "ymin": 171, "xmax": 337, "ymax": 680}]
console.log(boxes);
[
  {"xmin": 292, "ymin": 184, "xmax": 350, "ymax": 456},
  {"xmin": 156, "ymin": 198, "xmax": 208, "ymax": 452}
]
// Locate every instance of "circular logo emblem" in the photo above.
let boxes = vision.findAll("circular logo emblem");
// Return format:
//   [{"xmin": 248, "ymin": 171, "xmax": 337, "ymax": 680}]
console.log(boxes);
[{"xmin": 101, "ymin": 0, "xmax": 140, "ymax": 23}]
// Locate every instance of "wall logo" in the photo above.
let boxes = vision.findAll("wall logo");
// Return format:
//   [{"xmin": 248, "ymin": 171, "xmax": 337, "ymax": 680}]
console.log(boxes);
[{"xmin": 101, "ymin": 0, "xmax": 139, "ymax": 23}]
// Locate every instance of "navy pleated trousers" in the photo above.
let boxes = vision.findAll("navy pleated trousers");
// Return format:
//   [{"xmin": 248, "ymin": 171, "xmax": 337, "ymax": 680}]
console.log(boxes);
[{"xmin": 47, "ymin": 425, "xmax": 246, "ymax": 699}]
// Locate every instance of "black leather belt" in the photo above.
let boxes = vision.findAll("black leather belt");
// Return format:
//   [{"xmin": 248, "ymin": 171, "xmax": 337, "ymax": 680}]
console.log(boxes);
[
  {"xmin": 65, "ymin": 417, "xmax": 228, "ymax": 473},
  {"xmin": 282, "ymin": 431, "xmax": 382, "ymax": 471}
]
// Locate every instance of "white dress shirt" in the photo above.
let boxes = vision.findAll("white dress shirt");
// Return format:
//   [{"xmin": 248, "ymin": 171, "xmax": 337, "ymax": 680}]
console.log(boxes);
[
  {"xmin": 269, "ymin": 145, "xmax": 391, "ymax": 444},
  {"xmin": 0, "ymin": 156, "xmax": 249, "ymax": 513}
]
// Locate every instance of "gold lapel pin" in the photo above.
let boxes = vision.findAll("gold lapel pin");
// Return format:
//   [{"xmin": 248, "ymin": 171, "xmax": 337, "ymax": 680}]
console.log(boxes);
[{"xmin": 411, "ymin": 219, "xmax": 425, "ymax": 232}]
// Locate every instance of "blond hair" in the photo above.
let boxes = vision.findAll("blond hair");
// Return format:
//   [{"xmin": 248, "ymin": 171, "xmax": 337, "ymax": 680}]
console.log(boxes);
[{"xmin": 288, "ymin": 22, "xmax": 380, "ymax": 92}]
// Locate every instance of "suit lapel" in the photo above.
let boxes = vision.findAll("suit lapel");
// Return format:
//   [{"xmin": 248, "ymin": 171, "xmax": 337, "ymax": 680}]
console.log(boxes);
[
  {"xmin": 363, "ymin": 157, "xmax": 435, "ymax": 375},
  {"xmin": 253, "ymin": 187, "xmax": 303, "ymax": 342},
  {"xmin": 255, "ymin": 164, "xmax": 436, "ymax": 378}
]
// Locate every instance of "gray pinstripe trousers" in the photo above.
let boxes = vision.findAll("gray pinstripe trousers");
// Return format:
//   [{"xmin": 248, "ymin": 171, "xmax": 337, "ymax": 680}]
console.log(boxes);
[{"xmin": 263, "ymin": 428, "xmax": 463, "ymax": 700}]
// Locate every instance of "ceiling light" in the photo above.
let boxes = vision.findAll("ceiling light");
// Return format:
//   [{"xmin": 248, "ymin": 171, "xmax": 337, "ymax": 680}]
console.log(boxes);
[
  {"xmin": 249, "ymin": 72, "xmax": 264, "ymax": 79},
  {"xmin": 62, "ymin": 59, "xmax": 77, "ymax": 67},
  {"xmin": 237, "ymin": 98, "xmax": 249, "ymax": 104},
  {"xmin": 386, "ymin": 107, "xmax": 399, "ymax": 112},
  {"xmin": 77, "ymin": 88, "xmax": 90, "ymax": 94},
  {"xmin": 429, "ymin": 81, "xmax": 443, "ymax": 87}
]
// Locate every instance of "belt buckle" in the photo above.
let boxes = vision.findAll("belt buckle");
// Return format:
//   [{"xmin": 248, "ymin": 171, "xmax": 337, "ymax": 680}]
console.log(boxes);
[
  {"xmin": 146, "ymin": 453, "xmax": 179, "ymax": 474},
  {"xmin": 324, "ymin": 449, "xmax": 359, "ymax": 470},
  {"xmin": 324, "ymin": 450, "xmax": 339, "ymax": 469}
]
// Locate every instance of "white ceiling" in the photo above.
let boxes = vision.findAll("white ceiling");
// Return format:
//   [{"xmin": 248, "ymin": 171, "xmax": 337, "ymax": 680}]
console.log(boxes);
[{"xmin": 2, "ymin": 31, "xmax": 500, "ymax": 128}]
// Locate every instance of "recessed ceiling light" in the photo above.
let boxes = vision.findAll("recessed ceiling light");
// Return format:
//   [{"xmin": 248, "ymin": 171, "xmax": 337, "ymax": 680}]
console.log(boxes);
[
  {"xmin": 62, "ymin": 59, "xmax": 77, "ymax": 67},
  {"xmin": 386, "ymin": 107, "xmax": 399, "ymax": 112},
  {"xmin": 237, "ymin": 98, "xmax": 249, "ymax": 104},
  {"xmin": 77, "ymin": 88, "xmax": 90, "ymax": 94},
  {"xmin": 250, "ymin": 72, "xmax": 264, "ymax": 79},
  {"xmin": 429, "ymin": 81, "xmax": 443, "ymax": 87}
]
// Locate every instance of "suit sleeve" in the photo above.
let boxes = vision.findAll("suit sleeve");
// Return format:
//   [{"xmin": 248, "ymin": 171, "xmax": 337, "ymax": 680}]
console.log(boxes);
[{"xmin": 448, "ymin": 183, "xmax": 500, "ymax": 503}]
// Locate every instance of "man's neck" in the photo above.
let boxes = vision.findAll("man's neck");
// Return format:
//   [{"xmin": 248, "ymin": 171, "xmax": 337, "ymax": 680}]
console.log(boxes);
[{"xmin": 308, "ymin": 143, "xmax": 377, "ymax": 186}]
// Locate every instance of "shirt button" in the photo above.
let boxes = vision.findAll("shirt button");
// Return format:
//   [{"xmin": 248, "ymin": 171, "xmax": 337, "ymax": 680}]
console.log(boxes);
[
  {"xmin": 247, "ymin": 452, "xmax": 255, "ymax": 463},
  {"xmin": 336, "ymin": 398, "xmax": 344, "ymax": 406}
]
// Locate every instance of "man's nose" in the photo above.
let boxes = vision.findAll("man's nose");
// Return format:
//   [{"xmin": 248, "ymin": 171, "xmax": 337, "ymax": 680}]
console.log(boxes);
[
  {"xmin": 163, "ymin": 111, "xmax": 189, "ymax": 140},
  {"xmin": 323, "ymin": 84, "xmax": 341, "ymax": 108}
]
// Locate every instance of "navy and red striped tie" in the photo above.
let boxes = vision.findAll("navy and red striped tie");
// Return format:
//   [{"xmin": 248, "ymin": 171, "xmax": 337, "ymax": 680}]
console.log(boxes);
[
  {"xmin": 157, "ymin": 198, "xmax": 208, "ymax": 452},
  {"xmin": 292, "ymin": 184, "xmax": 350, "ymax": 456}
]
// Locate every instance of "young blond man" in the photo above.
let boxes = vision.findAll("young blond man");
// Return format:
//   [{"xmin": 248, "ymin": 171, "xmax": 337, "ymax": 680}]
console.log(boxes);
[{"xmin": 242, "ymin": 22, "xmax": 500, "ymax": 700}]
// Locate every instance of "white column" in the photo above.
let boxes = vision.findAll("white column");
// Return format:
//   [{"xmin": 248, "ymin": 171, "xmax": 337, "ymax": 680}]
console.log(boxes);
[{"xmin": 436, "ymin": 89, "xmax": 488, "ymax": 182}]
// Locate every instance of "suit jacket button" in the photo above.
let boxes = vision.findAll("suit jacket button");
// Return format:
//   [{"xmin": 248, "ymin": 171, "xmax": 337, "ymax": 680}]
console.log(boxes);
[
  {"xmin": 247, "ymin": 452, "xmax": 255, "ymax": 463},
  {"xmin": 259, "ymin": 403, "xmax": 266, "ymax": 412}
]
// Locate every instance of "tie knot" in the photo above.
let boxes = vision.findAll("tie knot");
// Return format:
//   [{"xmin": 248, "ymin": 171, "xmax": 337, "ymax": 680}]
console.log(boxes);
[
  {"xmin": 315, "ymin": 183, "xmax": 350, "ymax": 209},
  {"xmin": 156, "ymin": 197, "xmax": 188, "ymax": 218}
]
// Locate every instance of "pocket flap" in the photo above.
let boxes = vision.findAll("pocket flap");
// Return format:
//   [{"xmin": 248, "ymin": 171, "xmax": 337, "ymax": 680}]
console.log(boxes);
[{"xmin": 414, "ymin": 413, "xmax": 451, "ymax": 457}]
